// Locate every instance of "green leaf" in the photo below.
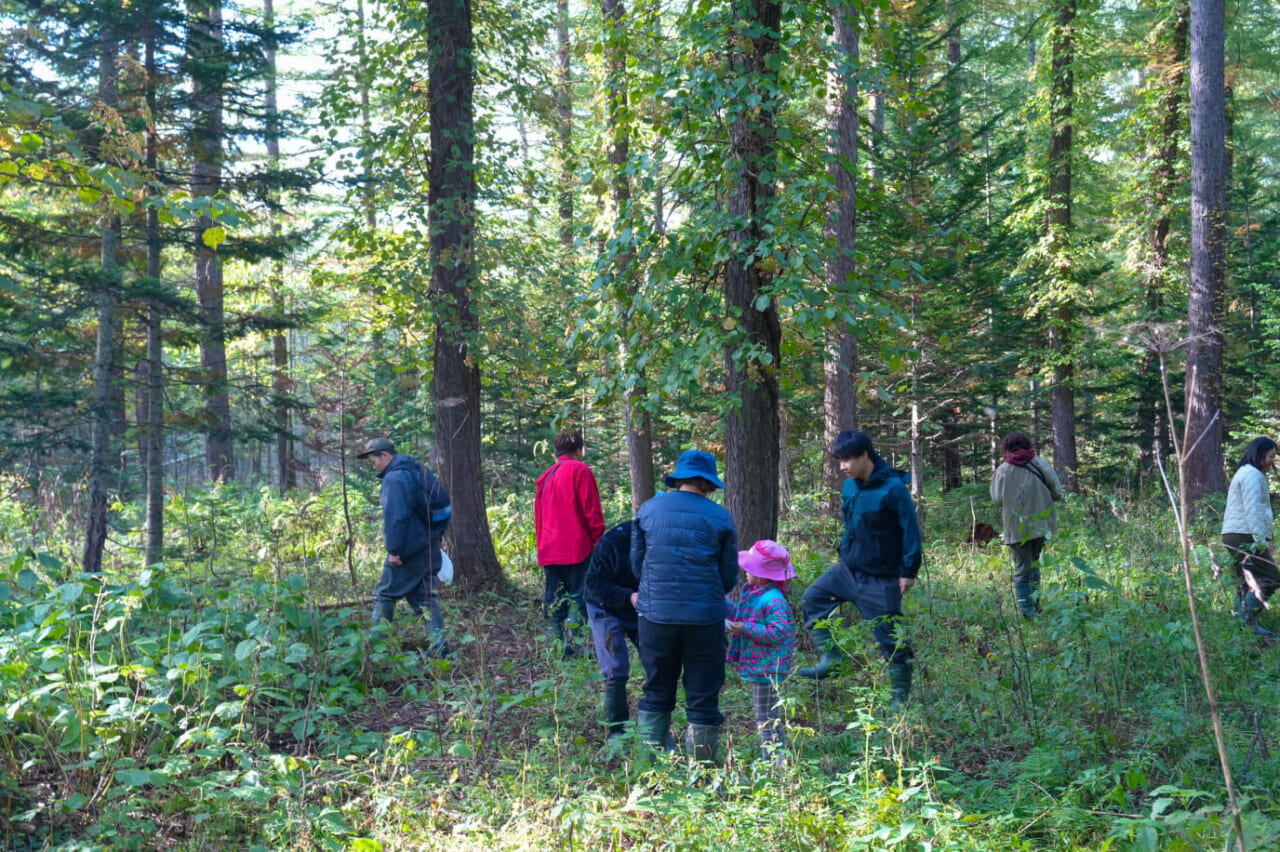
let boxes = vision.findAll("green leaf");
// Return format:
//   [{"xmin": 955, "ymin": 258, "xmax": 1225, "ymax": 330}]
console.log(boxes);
[
  {"xmin": 235, "ymin": 639, "xmax": 258, "ymax": 661},
  {"xmin": 202, "ymin": 226, "xmax": 226, "ymax": 249},
  {"xmin": 115, "ymin": 769, "xmax": 152, "ymax": 787},
  {"xmin": 17, "ymin": 569, "xmax": 37, "ymax": 590}
]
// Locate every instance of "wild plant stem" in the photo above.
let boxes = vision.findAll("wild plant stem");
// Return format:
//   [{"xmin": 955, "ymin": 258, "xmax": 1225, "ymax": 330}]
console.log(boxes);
[{"xmin": 1156, "ymin": 352, "xmax": 1247, "ymax": 851}]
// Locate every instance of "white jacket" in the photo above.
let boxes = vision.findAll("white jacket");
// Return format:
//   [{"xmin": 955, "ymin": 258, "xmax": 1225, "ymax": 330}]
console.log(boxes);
[{"xmin": 1221, "ymin": 464, "xmax": 1273, "ymax": 544}]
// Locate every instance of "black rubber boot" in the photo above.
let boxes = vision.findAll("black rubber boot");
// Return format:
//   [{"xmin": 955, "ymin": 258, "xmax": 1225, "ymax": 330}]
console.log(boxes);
[
  {"xmin": 1242, "ymin": 592, "xmax": 1275, "ymax": 639},
  {"xmin": 1014, "ymin": 581, "xmax": 1038, "ymax": 619},
  {"xmin": 888, "ymin": 661, "xmax": 913, "ymax": 713},
  {"xmin": 797, "ymin": 627, "xmax": 844, "ymax": 679},
  {"xmin": 604, "ymin": 680, "xmax": 629, "ymax": 740}
]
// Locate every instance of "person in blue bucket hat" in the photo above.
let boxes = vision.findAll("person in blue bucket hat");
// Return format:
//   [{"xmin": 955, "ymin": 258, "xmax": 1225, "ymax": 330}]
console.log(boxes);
[{"xmin": 631, "ymin": 449, "xmax": 739, "ymax": 763}]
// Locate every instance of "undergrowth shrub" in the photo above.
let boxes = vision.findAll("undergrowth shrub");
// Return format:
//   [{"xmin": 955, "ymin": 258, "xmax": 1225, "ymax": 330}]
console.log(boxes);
[{"xmin": 1, "ymin": 485, "xmax": 1280, "ymax": 849}]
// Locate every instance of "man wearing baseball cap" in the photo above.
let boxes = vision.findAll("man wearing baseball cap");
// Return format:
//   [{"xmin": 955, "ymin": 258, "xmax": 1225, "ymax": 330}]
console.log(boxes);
[{"xmin": 358, "ymin": 437, "xmax": 453, "ymax": 657}]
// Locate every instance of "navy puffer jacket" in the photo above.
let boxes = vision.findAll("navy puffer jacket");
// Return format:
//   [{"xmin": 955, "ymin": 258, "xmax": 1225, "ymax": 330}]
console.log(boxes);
[
  {"xmin": 632, "ymin": 490, "xmax": 739, "ymax": 625},
  {"xmin": 379, "ymin": 454, "xmax": 450, "ymax": 561}
]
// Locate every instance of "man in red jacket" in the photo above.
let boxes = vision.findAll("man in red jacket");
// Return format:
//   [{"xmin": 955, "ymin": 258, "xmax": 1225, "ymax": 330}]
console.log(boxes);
[{"xmin": 535, "ymin": 431, "xmax": 606, "ymax": 657}]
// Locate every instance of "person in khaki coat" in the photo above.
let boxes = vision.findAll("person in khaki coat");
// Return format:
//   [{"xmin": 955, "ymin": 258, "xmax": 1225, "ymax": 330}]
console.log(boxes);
[{"xmin": 990, "ymin": 431, "xmax": 1064, "ymax": 618}]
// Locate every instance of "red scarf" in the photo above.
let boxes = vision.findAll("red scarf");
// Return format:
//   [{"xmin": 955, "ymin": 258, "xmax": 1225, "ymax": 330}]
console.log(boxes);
[{"xmin": 1004, "ymin": 449, "xmax": 1036, "ymax": 467}]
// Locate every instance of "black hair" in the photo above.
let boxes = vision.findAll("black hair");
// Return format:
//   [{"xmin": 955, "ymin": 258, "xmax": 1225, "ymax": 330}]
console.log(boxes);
[
  {"xmin": 1239, "ymin": 437, "xmax": 1278, "ymax": 470},
  {"xmin": 1001, "ymin": 431, "xmax": 1033, "ymax": 453},
  {"xmin": 669, "ymin": 476, "xmax": 718, "ymax": 495},
  {"xmin": 831, "ymin": 429, "xmax": 882, "ymax": 464},
  {"xmin": 554, "ymin": 431, "xmax": 585, "ymax": 456}
]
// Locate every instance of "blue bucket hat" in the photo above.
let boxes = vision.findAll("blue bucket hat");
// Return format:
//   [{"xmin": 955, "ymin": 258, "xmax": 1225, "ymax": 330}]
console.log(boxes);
[{"xmin": 664, "ymin": 449, "xmax": 725, "ymax": 490}]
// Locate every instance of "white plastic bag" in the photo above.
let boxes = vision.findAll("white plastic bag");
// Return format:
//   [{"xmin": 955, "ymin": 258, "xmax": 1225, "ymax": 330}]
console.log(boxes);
[{"xmin": 437, "ymin": 549, "xmax": 454, "ymax": 585}]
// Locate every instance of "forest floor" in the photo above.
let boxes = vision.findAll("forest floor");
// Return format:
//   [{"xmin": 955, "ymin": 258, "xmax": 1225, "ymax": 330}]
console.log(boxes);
[{"xmin": 5, "ymin": 484, "xmax": 1280, "ymax": 850}]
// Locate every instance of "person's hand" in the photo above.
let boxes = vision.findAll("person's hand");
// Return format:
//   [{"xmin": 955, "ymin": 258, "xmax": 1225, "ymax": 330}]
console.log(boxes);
[
  {"xmin": 899, "ymin": 576, "xmax": 915, "ymax": 594},
  {"xmin": 729, "ymin": 621, "xmax": 745, "ymax": 636},
  {"xmin": 388, "ymin": 554, "xmax": 402, "ymax": 566},
  {"xmin": 630, "ymin": 592, "xmax": 639, "ymax": 608}
]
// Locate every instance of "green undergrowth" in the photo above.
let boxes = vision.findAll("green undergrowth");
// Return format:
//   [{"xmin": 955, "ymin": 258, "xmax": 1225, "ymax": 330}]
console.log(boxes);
[{"xmin": 3, "ymin": 486, "xmax": 1280, "ymax": 850}]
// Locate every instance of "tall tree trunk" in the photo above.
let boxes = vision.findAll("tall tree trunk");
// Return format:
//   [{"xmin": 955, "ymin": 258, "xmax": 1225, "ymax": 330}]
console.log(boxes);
[
  {"xmin": 1046, "ymin": 0, "xmax": 1078, "ymax": 491},
  {"xmin": 144, "ymin": 17, "xmax": 164, "ymax": 566},
  {"xmin": 188, "ymin": 0, "xmax": 232, "ymax": 480},
  {"xmin": 85, "ymin": 13, "xmax": 120, "ymax": 574},
  {"xmin": 556, "ymin": 0, "xmax": 573, "ymax": 251},
  {"xmin": 264, "ymin": 0, "xmax": 294, "ymax": 494},
  {"xmin": 1184, "ymin": 0, "xmax": 1227, "ymax": 505},
  {"xmin": 822, "ymin": 0, "xmax": 858, "ymax": 517},
  {"xmin": 355, "ymin": 0, "xmax": 376, "ymax": 229},
  {"xmin": 428, "ymin": 0, "xmax": 502, "ymax": 587},
  {"xmin": 724, "ymin": 0, "xmax": 783, "ymax": 546},
  {"xmin": 601, "ymin": 0, "xmax": 655, "ymax": 512},
  {"xmin": 1137, "ymin": 1, "xmax": 1188, "ymax": 479}
]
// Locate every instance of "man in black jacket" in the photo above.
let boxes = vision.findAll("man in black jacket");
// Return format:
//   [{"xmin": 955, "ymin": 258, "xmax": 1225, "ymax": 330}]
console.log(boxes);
[
  {"xmin": 358, "ymin": 437, "xmax": 452, "ymax": 657},
  {"xmin": 584, "ymin": 520, "xmax": 638, "ymax": 743}
]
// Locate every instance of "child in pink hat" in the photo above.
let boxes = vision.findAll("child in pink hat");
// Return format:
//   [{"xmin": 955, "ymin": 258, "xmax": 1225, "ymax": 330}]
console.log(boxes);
[{"xmin": 726, "ymin": 539, "xmax": 797, "ymax": 757}]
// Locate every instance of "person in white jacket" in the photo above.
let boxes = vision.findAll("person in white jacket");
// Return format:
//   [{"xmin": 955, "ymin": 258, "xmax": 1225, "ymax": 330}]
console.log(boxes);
[
  {"xmin": 1221, "ymin": 437, "xmax": 1279, "ymax": 639},
  {"xmin": 991, "ymin": 431, "xmax": 1064, "ymax": 619}
]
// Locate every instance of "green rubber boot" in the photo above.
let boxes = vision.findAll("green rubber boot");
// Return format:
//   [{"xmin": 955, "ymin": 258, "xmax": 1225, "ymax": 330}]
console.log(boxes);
[
  {"xmin": 636, "ymin": 709, "xmax": 671, "ymax": 754},
  {"xmin": 684, "ymin": 724, "xmax": 721, "ymax": 765},
  {"xmin": 797, "ymin": 627, "xmax": 844, "ymax": 679}
]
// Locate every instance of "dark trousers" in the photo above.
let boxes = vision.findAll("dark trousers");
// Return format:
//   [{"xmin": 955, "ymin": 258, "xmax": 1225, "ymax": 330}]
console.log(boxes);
[
  {"xmin": 543, "ymin": 560, "xmax": 588, "ymax": 627},
  {"xmin": 801, "ymin": 564, "xmax": 912, "ymax": 664},
  {"xmin": 1223, "ymin": 533, "xmax": 1280, "ymax": 600},
  {"xmin": 1009, "ymin": 537, "xmax": 1046, "ymax": 586},
  {"xmin": 372, "ymin": 547, "xmax": 443, "ymax": 636},
  {"xmin": 637, "ymin": 617, "xmax": 726, "ymax": 727},
  {"xmin": 587, "ymin": 601, "xmax": 639, "ymax": 686}
]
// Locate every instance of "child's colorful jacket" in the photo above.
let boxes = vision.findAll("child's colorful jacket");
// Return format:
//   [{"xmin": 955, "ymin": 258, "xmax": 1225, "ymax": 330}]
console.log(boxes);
[{"xmin": 726, "ymin": 583, "xmax": 796, "ymax": 683}]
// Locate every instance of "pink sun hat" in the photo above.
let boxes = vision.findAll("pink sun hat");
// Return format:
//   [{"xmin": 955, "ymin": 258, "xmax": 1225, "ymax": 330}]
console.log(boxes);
[{"xmin": 738, "ymin": 540, "xmax": 796, "ymax": 582}]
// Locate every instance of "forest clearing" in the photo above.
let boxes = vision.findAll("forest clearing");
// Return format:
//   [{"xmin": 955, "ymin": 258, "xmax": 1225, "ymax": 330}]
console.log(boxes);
[{"xmin": 4, "ymin": 0, "xmax": 1280, "ymax": 847}]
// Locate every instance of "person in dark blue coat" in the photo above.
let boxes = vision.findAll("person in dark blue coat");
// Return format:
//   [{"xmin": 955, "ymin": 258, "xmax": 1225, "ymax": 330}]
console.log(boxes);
[
  {"xmin": 358, "ymin": 437, "xmax": 453, "ymax": 657},
  {"xmin": 797, "ymin": 430, "xmax": 922, "ymax": 712},
  {"xmin": 584, "ymin": 521, "xmax": 639, "ymax": 743},
  {"xmin": 632, "ymin": 450, "xmax": 739, "ymax": 762}
]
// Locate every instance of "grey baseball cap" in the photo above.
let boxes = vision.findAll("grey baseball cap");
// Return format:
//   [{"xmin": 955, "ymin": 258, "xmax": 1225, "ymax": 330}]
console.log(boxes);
[{"xmin": 356, "ymin": 437, "xmax": 396, "ymax": 458}]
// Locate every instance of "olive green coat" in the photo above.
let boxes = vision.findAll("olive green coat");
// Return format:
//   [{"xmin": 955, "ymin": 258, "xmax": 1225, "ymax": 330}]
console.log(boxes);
[{"xmin": 990, "ymin": 455, "xmax": 1064, "ymax": 545}]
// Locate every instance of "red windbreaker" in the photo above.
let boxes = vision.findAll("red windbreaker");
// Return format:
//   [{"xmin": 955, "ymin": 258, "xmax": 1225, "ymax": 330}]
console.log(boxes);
[{"xmin": 534, "ymin": 455, "xmax": 606, "ymax": 566}]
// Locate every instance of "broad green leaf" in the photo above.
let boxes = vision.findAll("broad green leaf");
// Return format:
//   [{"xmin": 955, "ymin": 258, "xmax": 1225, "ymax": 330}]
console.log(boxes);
[
  {"xmin": 115, "ymin": 769, "xmax": 152, "ymax": 787},
  {"xmin": 202, "ymin": 226, "xmax": 226, "ymax": 249}
]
